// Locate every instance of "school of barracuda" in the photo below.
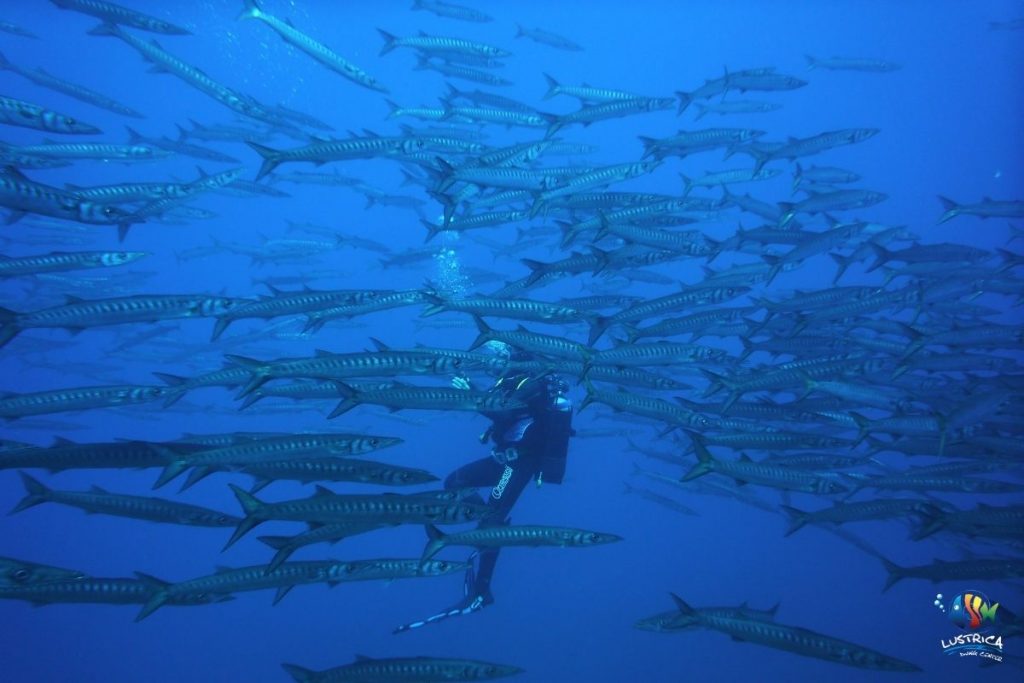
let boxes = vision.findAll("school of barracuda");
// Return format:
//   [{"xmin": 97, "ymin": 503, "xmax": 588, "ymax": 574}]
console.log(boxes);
[{"xmin": 1, "ymin": 0, "xmax": 1022, "ymax": 680}]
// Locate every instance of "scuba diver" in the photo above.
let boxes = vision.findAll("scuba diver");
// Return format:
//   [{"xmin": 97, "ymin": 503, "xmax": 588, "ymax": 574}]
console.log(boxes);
[{"xmin": 394, "ymin": 345, "xmax": 574, "ymax": 634}]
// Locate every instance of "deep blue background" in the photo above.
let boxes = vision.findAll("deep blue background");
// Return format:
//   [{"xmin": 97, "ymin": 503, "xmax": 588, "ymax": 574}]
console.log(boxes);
[{"xmin": 0, "ymin": 1, "xmax": 1022, "ymax": 681}]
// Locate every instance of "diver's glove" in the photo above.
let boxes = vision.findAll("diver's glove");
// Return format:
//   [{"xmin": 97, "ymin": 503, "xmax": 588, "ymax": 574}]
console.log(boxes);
[{"xmin": 392, "ymin": 565, "xmax": 492, "ymax": 634}]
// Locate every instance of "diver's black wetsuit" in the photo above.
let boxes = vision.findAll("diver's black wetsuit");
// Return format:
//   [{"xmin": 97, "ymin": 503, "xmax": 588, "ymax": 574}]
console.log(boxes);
[{"xmin": 394, "ymin": 371, "xmax": 573, "ymax": 633}]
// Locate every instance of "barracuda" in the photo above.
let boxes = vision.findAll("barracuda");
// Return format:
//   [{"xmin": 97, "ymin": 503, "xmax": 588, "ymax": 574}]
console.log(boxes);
[
  {"xmin": 12, "ymin": 472, "xmax": 240, "ymax": 527},
  {"xmin": 579, "ymin": 383, "xmax": 713, "ymax": 432},
  {"xmin": 780, "ymin": 499, "xmax": 940, "ymax": 536},
  {"xmin": 0, "ymin": 438, "xmax": 203, "ymax": 472},
  {"xmin": 589, "ymin": 341, "xmax": 729, "ymax": 369},
  {"xmin": 681, "ymin": 432, "xmax": 850, "ymax": 493},
  {"xmin": 640, "ymin": 127, "xmax": 764, "ymax": 159},
  {"xmin": 135, "ymin": 559, "xmax": 395, "ymax": 620},
  {"xmin": 247, "ymin": 135, "xmax": 425, "ymax": 180},
  {"xmin": 225, "ymin": 349, "xmax": 464, "ymax": 397},
  {"xmin": 282, "ymin": 655, "xmax": 523, "ymax": 683},
  {"xmin": 666, "ymin": 595, "xmax": 920, "ymax": 671},
  {"xmin": 422, "ymin": 523, "xmax": 622, "ymax": 561},
  {"xmin": 623, "ymin": 307, "xmax": 758, "ymax": 342},
  {"xmin": 238, "ymin": 0, "xmax": 387, "ymax": 93},
  {"xmin": 242, "ymin": 458, "xmax": 438, "ymax": 492},
  {"xmin": 225, "ymin": 485, "xmax": 490, "ymax": 548},
  {"xmin": 541, "ymin": 73, "xmax": 637, "ymax": 101},
  {"xmin": 421, "ymin": 292, "xmax": 590, "ymax": 327},
  {"xmin": 423, "ymin": 209, "xmax": 529, "ymax": 241},
  {"xmin": 377, "ymin": 29, "xmax": 511, "ymax": 58},
  {"xmin": 302, "ymin": 290, "xmax": 428, "ymax": 333},
  {"xmin": 778, "ymin": 189, "xmax": 888, "ymax": 227},
  {"xmin": 470, "ymin": 317, "xmax": 591, "ymax": 361},
  {"xmin": 328, "ymin": 382, "xmax": 526, "ymax": 419},
  {"xmin": 0, "ymin": 576, "xmax": 224, "ymax": 609},
  {"xmin": 0, "ymin": 51, "xmax": 143, "ymax": 118},
  {"xmin": 744, "ymin": 128, "xmax": 879, "ymax": 172},
  {"xmin": 441, "ymin": 106, "xmax": 547, "ymax": 128},
  {"xmin": 0, "ymin": 556, "xmax": 86, "ymax": 587},
  {"xmin": 0, "ymin": 167, "xmax": 138, "ymax": 233},
  {"xmin": 153, "ymin": 432, "xmax": 402, "ymax": 489},
  {"xmin": 0, "ymin": 293, "xmax": 246, "ymax": 347},
  {"xmin": 209, "ymin": 287, "xmax": 389, "ymax": 340},
  {"xmin": 0, "ymin": 384, "xmax": 169, "ymax": 420},
  {"xmin": 545, "ymin": 97, "xmax": 675, "ymax": 138},
  {"xmin": 589, "ymin": 285, "xmax": 749, "ymax": 344},
  {"xmin": 51, "ymin": 0, "xmax": 190, "ymax": 34},
  {"xmin": 0, "ymin": 250, "xmax": 146, "ymax": 277},
  {"xmin": 532, "ymin": 160, "xmax": 662, "ymax": 216},
  {"xmin": 259, "ymin": 522, "xmax": 387, "ymax": 571},
  {"xmin": 0, "ymin": 94, "xmax": 101, "ymax": 134},
  {"xmin": 881, "ymin": 557, "xmax": 1024, "ymax": 593},
  {"xmin": 9, "ymin": 140, "xmax": 170, "ymax": 162}
]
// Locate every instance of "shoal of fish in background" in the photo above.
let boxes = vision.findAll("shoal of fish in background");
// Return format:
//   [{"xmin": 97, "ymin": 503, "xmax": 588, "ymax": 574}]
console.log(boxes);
[{"xmin": 1, "ymin": 0, "xmax": 1023, "ymax": 680}]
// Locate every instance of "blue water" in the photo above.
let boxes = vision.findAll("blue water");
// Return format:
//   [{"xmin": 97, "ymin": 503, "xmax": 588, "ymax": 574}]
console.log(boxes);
[{"xmin": 1, "ymin": 1, "xmax": 1022, "ymax": 681}]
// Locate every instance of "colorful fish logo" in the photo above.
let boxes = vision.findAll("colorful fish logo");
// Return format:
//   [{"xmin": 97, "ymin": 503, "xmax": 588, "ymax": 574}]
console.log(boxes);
[{"xmin": 948, "ymin": 591, "xmax": 999, "ymax": 630}]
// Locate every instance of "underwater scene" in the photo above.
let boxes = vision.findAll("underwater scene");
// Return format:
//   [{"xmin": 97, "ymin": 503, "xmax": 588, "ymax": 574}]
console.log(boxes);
[{"xmin": 1, "ymin": 1, "xmax": 1022, "ymax": 681}]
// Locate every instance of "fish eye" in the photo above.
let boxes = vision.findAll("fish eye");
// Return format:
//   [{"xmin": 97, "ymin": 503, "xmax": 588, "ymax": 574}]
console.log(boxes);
[
  {"xmin": 369, "ymin": 438, "xmax": 379, "ymax": 446},
  {"xmin": 12, "ymin": 568, "xmax": 30, "ymax": 581},
  {"xmin": 452, "ymin": 359, "xmax": 462, "ymax": 368},
  {"xmin": 67, "ymin": 118, "xmax": 76, "ymax": 125}
]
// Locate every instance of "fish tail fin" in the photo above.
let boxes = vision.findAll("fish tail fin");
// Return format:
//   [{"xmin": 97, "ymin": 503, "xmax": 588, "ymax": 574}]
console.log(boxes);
[
  {"xmin": 421, "ymin": 524, "xmax": 447, "ymax": 562},
  {"xmin": 679, "ymin": 431, "xmax": 713, "ymax": 481},
  {"xmin": 377, "ymin": 28, "xmax": 399, "ymax": 56},
  {"xmin": 776, "ymin": 201, "xmax": 796, "ymax": 227},
  {"xmin": 880, "ymin": 557, "xmax": 905, "ymax": 592},
  {"xmin": 936, "ymin": 195, "xmax": 960, "ymax": 223},
  {"xmin": 238, "ymin": 0, "xmax": 261, "ymax": 20},
  {"xmin": 86, "ymin": 22, "xmax": 119, "ymax": 37},
  {"xmin": 587, "ymin": 315, "xmax": 611, "ymax": 346},
  {"xmin": 245, "ymin": 141, "xmax": 282, "ymax": 181},
  {"xmin": 0, "ymin": 308, "xmax": 20, "ymax": 348},
  {"xmin": 829, "ymin": 252, "xmax": 854, "ymax": 284},
  {"xmin": 542, "ymin": 72, "xmax": 559, "ymax": 99},
  {"xmin": 804, "ymin": 54, "xmax": 817, "ymax": 70},
  {"xmin": 779, "ymin": 505, "xmax": 809, "ymax": 536},
  {"xmin": 864, "ymin": 242, "xmax": 891, "ymax": 273},
  {"xmin": 910, "ymin": 506, "xmax": 945, "ymax": 541},
  {"xmin": 680, "ymin": 172, "xmax": 693, "ymax": 197},
  {"xmin": 0, "ymin": 50, "xmax": 10, "ymax": 70},
  {"xmin": 281, "ymin": 664, "xmax": 315, "ymax": 682},
  {"xmin": 133, "ymin": 572, "xmax": 171, "ymax": 621},
  {"xmin": 10, "ymin": 471, "xmax": 50, "ymax": 514},
  {"xmin": 225, "ymin": 484, "xmax": 264, "ymax": 549},
  {"xmin": 469, "ymin": 315, "xmax": 492, "ymax": 350},
  {"xmin": 675, "ymin": 91, "xmax": 692, "ymax": 115}
]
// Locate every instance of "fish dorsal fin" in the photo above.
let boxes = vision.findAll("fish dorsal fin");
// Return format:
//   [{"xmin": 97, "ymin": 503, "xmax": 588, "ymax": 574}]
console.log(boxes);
[
  {"xmin": 354, "ymin": 654, "xmax": 374, "ymax": 662},
  {"xmin": 64, "ymin": 295, "xmax": 86, "ymax": 304},
  {"xmin": 314, "ymin": 348, "xmax": 334, "ymax": 357},
  {"xmin": 89, "ymin": 485, "xmax": 109, "ymax": 494},
  {"xmin": 314, "ymin": 485, "xmax": 334, "ymax": 497},
  {"xmin": 53, "ymin": 436, "xmax": 76, "ymax": 446},
  {"xmin": 370, "ymin": 337, "xmax": 390, "ymax": 352},
  {"xmin": 739, "ymin": 453, "xmax": 753, "ymax": 462},
  {"xmin": 214, "ymin": 565, "xmax": 235, "ymax": 574}
]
